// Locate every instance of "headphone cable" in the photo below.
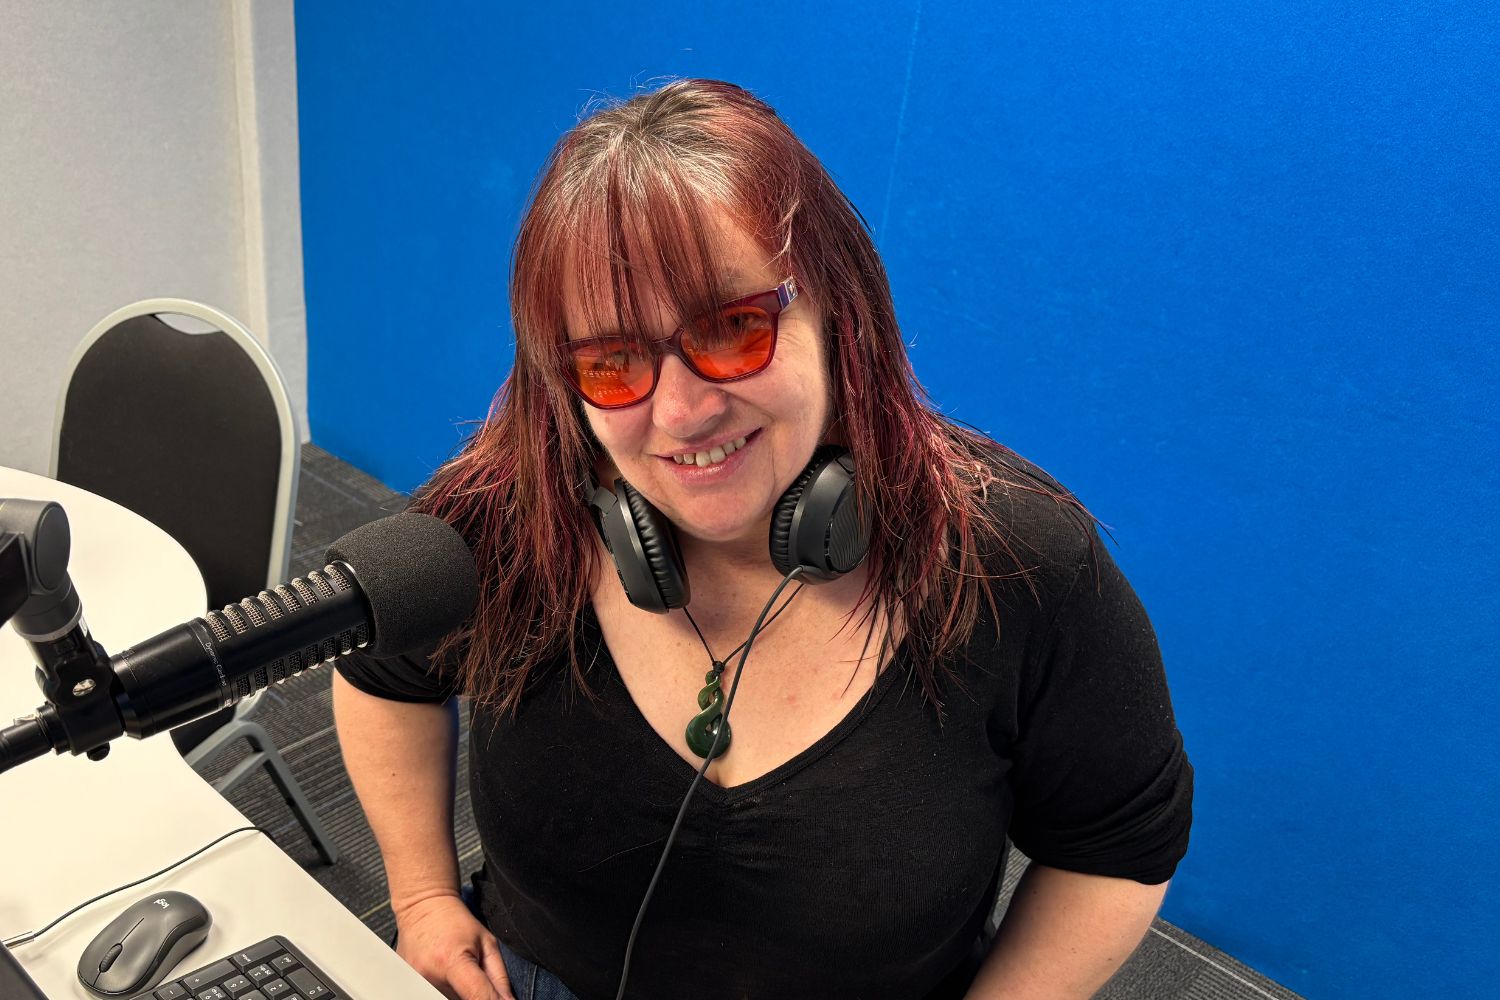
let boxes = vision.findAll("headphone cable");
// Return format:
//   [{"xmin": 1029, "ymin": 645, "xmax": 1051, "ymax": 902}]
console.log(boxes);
[
  {"xmin": 681, "ymin": 581, "xmax": 805, "ymax": 667},
  {"xmin": 613, "ymin": 566, "xmax": 806, "ymax": 1000}
]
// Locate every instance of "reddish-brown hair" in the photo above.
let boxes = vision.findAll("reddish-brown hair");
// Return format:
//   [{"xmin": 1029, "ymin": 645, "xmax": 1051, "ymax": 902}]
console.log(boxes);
[{"xmin": 411, "ymin": 79, "xmax": 1078, "ymax": 714}]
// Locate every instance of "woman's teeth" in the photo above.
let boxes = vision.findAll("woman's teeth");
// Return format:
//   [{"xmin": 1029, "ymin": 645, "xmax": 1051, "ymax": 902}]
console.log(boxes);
[{"xmin": 672, "ymin": 436, "xmax": 749, "ymax": 467}]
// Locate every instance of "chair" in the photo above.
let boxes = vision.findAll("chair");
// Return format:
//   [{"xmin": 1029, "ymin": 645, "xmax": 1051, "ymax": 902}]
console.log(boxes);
[{"xmin": 51, "ymin": 298, "xmax": 339, "ymax": 865}]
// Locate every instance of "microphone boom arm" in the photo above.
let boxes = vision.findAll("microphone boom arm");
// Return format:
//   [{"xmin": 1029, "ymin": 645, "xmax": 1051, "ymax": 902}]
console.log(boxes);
[
  {"xmin": 0, "ymin": 562, "xmax": 370, "ymax": 774},
  {"xmin": 1, "ymin": 498, "xmax": 376, "ymax": 773},
  {"xmin": 2, "ymin": 507, "xmax": 476, "ymax": 776},
  {"xmin": 0, "ymin": 498, "xmax": 121, "ymax": 765}
]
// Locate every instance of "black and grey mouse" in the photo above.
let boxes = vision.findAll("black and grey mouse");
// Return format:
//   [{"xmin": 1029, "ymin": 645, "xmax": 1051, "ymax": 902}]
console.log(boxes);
[{"xmin": 76, "ymin": 890, "xmax": 211, "ymax": 997}]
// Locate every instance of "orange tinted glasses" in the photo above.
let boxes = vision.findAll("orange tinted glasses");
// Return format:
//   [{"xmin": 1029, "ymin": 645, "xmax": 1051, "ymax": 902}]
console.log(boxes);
[{"xmin": 562, "ymin": 278, "xmax": 799, "ymax": 409}]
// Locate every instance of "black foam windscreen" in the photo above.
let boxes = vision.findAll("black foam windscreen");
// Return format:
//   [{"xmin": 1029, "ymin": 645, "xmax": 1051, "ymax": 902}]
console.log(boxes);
[{"xmin": 325, "ymin": 513, "xmax": 479, "ymax": 655}]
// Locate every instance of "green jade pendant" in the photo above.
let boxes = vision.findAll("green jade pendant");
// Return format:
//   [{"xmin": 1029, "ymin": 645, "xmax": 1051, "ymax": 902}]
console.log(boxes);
[{"xmin": 685, "ymin": 662, "xmax": 732, "ymax": 760}]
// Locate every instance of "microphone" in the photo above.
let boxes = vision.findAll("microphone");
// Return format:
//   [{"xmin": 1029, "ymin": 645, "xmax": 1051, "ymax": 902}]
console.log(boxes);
[{"xmin": 0, "ymin": 513, "xmax": 477, "ymax": 769}]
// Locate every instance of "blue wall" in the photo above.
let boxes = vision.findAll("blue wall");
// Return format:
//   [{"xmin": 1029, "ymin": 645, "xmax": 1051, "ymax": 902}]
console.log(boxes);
[{"xmin": 296, "ymin": 3, "xmax": 1499, "ymax": 996}]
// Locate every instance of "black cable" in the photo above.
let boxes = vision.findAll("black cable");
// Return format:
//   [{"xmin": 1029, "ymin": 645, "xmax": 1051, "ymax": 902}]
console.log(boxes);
[
  {"xmin": 613, "ymin": 566, "xmax": 806, "ymax": 1000},
  {"xmin": 681, "ymin": 582, "xmax": 805, "ymax": 666},
  {"xmin": 2, "ymin": 825, "xmax": 271, "ymax": 948}
]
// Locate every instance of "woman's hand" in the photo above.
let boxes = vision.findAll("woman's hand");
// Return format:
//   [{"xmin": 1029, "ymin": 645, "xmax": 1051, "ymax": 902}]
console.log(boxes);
[{"xmin": 393, "ymin": 892, "xmax": 515, "ymax": 1000}]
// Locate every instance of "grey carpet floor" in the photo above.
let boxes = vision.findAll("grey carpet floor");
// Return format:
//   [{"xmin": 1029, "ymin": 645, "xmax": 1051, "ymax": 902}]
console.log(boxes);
[{"xmin": 190, "ymin": 444, "xmax": 1301, "ymax": 1000}]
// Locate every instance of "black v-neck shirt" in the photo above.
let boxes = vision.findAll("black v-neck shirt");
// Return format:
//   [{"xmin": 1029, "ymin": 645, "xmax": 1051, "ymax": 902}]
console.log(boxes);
[{"xmin": 336, "ymin": 462, "xmax": 1193, "ymax": 1000}]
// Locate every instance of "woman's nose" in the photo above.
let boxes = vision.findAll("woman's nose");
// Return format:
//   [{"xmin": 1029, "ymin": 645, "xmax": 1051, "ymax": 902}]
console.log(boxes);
[{"xmin": 652, "ymin": 354, "xmax": 727, "ymax": 438}]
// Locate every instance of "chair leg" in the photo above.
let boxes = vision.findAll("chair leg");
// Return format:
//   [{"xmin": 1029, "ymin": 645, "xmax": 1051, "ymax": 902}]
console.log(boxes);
[
  {"xmin": 215, "ymin": 747, "xmax": 270, "ymax": 797},
  {"xmin": 229, "ymin": 721, "xmax": 341, "ymax": 867}
]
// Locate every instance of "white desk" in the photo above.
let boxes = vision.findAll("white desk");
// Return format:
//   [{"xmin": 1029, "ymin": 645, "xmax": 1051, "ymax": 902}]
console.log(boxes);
[{"xmin": 0, "ymin": 468, "xmax": 441, "ymax": 998}]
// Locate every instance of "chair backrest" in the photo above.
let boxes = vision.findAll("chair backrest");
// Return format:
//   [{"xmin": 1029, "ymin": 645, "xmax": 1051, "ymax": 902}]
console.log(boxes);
[{"xmin": 51, "ymin": 299, "xmax": 300, "ymax": 611}]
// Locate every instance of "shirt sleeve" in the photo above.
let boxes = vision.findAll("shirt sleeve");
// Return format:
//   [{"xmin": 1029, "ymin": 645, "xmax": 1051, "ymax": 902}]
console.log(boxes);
[
  {"xmin": 1005, "ymin": 532, "xmax": 1193, "ymax": 885},
  {"xmin": 332, "ymin": 640, "xmax": 462, "ymax": 704}
]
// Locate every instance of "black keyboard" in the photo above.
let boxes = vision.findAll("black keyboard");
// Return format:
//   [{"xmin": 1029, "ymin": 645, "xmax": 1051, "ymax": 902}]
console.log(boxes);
[{"xmin": 127, "ymin": 936, "xmax": 347, "ymax": 1000}]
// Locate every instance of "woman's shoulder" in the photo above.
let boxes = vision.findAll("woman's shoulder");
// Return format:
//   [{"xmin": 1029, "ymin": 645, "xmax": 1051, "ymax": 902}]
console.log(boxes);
[{"xmin": 956, "ymin": 435, "xmax": 1100, "ymax": 585}]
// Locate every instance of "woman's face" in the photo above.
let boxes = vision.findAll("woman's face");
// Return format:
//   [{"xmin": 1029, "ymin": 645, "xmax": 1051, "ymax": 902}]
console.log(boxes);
[{"xmin": 564, "ymin": 213, "xmax": 831, "ymax": 551}]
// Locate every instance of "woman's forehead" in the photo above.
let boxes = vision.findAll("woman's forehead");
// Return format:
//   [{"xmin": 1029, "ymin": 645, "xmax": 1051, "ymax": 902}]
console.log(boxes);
[{"xmin": 559, "ymin": 219, "xmax": 777, "ymax": 336}]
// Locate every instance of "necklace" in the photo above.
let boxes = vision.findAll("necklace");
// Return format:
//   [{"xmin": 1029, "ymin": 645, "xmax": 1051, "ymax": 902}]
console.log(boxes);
[{"xmin": 680, "ymin": 585, "xmax": 804, "ymax": 760}]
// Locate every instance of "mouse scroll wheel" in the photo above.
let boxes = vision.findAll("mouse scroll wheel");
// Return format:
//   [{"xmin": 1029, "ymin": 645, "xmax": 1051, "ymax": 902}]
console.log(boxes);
[{"xmin": 98, "ymin": 943, "xmax": 124, "ymax": 973}]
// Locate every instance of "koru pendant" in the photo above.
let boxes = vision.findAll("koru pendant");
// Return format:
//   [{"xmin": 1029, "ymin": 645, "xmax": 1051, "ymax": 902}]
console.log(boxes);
[{"xmin": 685, "ymin": 661, "xmax": 732, "ymax": 760}]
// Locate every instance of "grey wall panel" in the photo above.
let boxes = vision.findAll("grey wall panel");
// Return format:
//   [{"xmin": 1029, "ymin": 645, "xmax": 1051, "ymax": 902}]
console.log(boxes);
[{"xmin": 0, "ymin": 0, "xmax": 308, "ymax": 473}]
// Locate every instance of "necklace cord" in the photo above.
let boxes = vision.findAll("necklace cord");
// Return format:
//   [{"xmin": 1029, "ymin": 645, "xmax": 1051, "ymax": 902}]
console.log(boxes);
[
  {"xmin": 681, "ymin": 582, "xmax": 805, "ymax": 666},
  {"xmin": 613, "ymin": 566, "xmax": 807, "ymax": 1000},
  {"xmin": 681, "ymin": 584, "xmax": 805, "ymax": 757}
]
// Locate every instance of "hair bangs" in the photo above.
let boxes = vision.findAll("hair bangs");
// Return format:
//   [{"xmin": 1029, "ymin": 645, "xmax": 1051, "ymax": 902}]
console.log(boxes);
[{"xmin": 552, "ymin": 151, "xmax": 745, "ymax": 374}]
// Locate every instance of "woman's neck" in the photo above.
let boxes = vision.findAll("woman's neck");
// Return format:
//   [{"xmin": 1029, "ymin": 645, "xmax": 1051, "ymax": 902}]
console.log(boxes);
[
  {"xmin": 676, "ymin": 539, "xmax": 873, "ymax": 640},
  {"xmin": 675, "ymin": 523, "xmax": 779, "ymax": 583}
]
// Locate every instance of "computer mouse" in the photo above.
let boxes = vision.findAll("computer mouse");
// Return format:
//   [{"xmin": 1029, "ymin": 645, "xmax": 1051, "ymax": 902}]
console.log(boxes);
[{"xmin": 76, "ymin": 890, "xmax": 211, "ymax": 997}]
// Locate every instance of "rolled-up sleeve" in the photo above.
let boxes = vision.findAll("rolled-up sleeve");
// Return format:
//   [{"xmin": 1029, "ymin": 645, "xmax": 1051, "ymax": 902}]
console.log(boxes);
[
  {"xmin": 1006, "ymin": 536, "xmax": 1193, "ymax": 885},
  {"xmin": 333, "ymin": 641, "xmax": 462, "ymax": 704}
]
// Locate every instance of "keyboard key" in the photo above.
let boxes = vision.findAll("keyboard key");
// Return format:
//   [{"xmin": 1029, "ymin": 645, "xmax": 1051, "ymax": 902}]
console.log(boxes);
[
  {"xmin": 135, "ymin": 938, "xmax": 338, "ymax": 1000},
  {"xmin": 286, "ymin": 968, "xmax": 331, "ymax": 999},
  {"xmin": 230, "ymin": 941, "xmax": 283, "ymax": 970},
  {"xmin": 183, "ymin": 961, "xmax": 239, "ymax": 991}
]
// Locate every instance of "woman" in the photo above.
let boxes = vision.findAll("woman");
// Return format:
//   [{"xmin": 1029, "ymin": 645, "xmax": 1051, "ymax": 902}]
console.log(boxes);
[{"xmin": 333, "ymin": 79, "xmax": 1192, "ymax": 1000}]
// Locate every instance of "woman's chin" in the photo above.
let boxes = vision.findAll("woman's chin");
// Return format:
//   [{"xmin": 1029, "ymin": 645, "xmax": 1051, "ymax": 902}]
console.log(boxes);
[{"xmin": 671, "ymin": 507, "xmax": 772, "ymax": 552}]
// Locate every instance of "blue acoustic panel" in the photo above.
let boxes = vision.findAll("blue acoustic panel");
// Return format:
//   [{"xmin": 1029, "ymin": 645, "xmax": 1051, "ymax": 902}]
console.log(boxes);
[{"xmin": 296, "ymin": 2, "xmax": 1499, "ymax": 997}]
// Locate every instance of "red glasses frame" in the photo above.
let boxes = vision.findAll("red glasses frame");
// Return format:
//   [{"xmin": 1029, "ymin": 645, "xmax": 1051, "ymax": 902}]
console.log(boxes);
[{"xmin": 561, "ymin": 278, "xmax": 800, "ymax": 410}]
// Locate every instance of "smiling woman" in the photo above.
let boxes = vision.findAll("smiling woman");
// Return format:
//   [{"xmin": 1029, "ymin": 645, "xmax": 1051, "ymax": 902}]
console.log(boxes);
[
  {"xmin": 331, "ymin": 78, "xmax": 1192, "ymax": 1000},
  {"xmin": 570, "ymin": 221, "xmax": 829, "ymax": 553}
]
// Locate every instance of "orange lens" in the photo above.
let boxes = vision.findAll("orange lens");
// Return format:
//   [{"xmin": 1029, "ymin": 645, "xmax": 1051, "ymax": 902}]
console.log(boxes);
[
  {"xmin": 683, "ymin": 305, "xmax": 775, "ymax": 379},
  {"xmin": 569, "ymin": 341, "xmax": 654, "ymax": 406},
  {"xmin": 564, "ymin": 291, "xmax": 785, "ymax": 408}
]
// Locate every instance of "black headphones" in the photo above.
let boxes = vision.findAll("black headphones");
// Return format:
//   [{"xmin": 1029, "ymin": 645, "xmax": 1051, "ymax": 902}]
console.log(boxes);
[{"xmin": 588, "ymin": 445, "xmax": 869, "ymax": 613}]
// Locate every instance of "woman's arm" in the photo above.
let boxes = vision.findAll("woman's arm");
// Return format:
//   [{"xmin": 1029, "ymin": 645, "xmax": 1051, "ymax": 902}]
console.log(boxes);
[
  {"xmin": 964, "ymin": 865, "xmax": 1167, "ymax": 1000},
  {"xmin": 331, "ymin": 672, "xmax": 513, "ymax": 1000}
]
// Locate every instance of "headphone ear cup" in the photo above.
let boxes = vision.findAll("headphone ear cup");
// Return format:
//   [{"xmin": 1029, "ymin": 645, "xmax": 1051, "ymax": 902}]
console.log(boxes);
[
  {"xmin": 769, "ymin": 446, "xmax": 869, "ymax": 581},
  {"xmin": 618, "ymin": 480, "xmax": 690, "ymax": 611},
  {"xmin": 769, "ymin": 473, "xmax": 806, "ymax": 577}
]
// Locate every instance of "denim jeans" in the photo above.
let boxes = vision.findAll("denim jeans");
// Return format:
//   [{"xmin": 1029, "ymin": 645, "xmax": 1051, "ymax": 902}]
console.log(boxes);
[
  {"xmin": 497, "ymin": 939, "xmax": 582, "ymax": 1000},
  {"xmin": 460, "ymin": 879, "xmax": 581, "ymax": 1000}
]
